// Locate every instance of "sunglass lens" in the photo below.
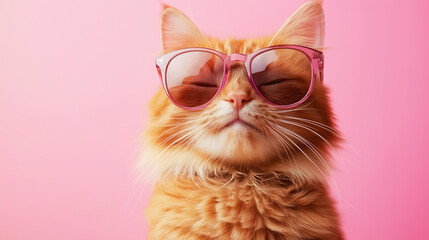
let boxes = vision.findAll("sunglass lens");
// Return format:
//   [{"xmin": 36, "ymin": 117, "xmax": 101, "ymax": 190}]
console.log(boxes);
[
  {"xmin": 250, "ymin": 49, "xmax": 312, "ymax": 106},
  {"xmin": 166, "ymin": 51, "xmax": 224, "ymax": 108}
]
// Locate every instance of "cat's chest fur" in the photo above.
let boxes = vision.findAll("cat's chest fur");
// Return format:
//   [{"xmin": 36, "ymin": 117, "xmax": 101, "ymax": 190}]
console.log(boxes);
[{"xmin": 146, "ymin": 172, "xmax": 343, "ymax": 240}]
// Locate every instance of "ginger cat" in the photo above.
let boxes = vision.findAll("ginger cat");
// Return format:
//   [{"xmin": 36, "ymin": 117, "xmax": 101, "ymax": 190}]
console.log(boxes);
[{"xmin": 143, "ymin": 1, "xmax": 344, "ymax": 239}]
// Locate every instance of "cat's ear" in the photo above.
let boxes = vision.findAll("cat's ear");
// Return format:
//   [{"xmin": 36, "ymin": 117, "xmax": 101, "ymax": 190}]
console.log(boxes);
[
  {"xmin": 269, "ymin": 0, "xmax": 325, "ymax": 50},
  {"xmin": 160, "ymin": 5, "xmax": 208, "ymax": 52}
]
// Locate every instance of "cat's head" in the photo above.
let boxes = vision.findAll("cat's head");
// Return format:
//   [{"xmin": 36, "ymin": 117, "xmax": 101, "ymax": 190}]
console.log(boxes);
[{"xmin": 144, "ymin": 1, "xmax": 340, "ymax": 181}]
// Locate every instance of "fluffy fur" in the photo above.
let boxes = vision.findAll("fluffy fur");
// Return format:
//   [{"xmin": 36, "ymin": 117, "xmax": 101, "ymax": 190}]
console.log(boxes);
[{"xmin": 143, "ymin": 1, "xmax": 344, "ymax": 239}]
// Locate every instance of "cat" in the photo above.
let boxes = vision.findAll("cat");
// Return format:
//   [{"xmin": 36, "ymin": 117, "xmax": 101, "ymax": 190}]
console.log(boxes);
[{"xmin": 143, "ymin": 1, "xmax": 344, "ymax": 239}]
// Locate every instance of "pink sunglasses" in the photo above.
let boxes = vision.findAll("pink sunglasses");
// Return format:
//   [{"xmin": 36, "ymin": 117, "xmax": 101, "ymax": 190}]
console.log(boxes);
[{"xmin": 155, "ymin": 45, "xmax": 324, "ymax": 110}]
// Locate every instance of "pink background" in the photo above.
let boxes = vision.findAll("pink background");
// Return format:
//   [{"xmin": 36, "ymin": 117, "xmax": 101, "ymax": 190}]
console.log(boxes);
[{"xmin": 1, "ymin": 0, "xmax": 428, "ymax": 239}]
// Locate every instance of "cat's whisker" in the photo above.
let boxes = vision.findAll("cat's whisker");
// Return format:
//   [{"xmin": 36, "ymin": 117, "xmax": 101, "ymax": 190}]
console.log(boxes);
[
  {"xmin": 271, "ymin": 124, "xmax": 342, "ymax": 205},
  {"xmin": 153, "ymin": 121, "xmax": 218, "ymax": 179},
  {"xmin": 158, "ymin": 127, "xmax": 199, "ymax": 158},
  {"xmin": 263, "ymin": 125, "xmax": 285, "ymax": 161},
  {"xmin": 274, "ymin": 124, "xmax": 330, "ymax": 172},
  {"xmin": 283, "ymin": 116, "xmax": 343, "ymax": 137},
  {"xmin": 134, "ymin": 125, "xmax": 201, "ymax": 209},
  {"xmin": 127, "ymin": 175, "xmax": 147, "ymax": 215},
  {"xmin": 158, "ymin": 119, "xmax": 201, "ymax": 128},
  {"xmin": 278, "ymin": 119, "xmax": 336, "ymax": 151},
  {"xmin": 288, "ymin": 129, "xmax": 329, "ymax": 171},
  {"xmin": 131, "ymin": 131, "xmax": 198, "ymax": 213},
  {"xmin": 266, "ymin": 117, "xmax": 334, "ymax": 173},
  {"xmin": 288, "ymin": 129, "xmax": 342, "ymax": 207},
  {"xmin": 154, "ymin": 118, "xmax": 201, "ymax": 130},
  {"xmin": 173, "ymin": 127, "xmax": 207, "ymax": 178},
  {"xmin": 143, "ymin": 126, "xmax": 200, "ymax": 182},
  {"xmin": 154, "ymin": 123, "xmax": 199, "ymax": 148},
  {"xmin": 152, "ymin": 119, "xmax": 202, "ymax": 143},
  {"xmin": 286, "ymin": 127, "xmax": 342, "ymax": 205},
  {"xmin": 264, "ymin": 124, "xmax": 296, "ymax": 167},
  {"xmin": 274, "ymin": 108, "xmax": 317, "ymax": 114},
  {"xmin": 128, "ymin": 157, "xmax": 166, "ymax": 215},
  {"xmin": 270, "ymin": 124, "xmax": 328, "ymax": 182}
]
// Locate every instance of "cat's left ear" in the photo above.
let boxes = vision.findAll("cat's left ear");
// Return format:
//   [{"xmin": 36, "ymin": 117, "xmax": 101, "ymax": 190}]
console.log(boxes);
[{"xmin": 270, "ymin": 0, "xmax": 325, "ymax": 50}]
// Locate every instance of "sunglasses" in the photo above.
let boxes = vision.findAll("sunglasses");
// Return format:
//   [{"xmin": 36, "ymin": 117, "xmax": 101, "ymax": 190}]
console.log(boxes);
[{"xmin": 155, "ymin": 45, "xmax": 324, "ymax": 110}]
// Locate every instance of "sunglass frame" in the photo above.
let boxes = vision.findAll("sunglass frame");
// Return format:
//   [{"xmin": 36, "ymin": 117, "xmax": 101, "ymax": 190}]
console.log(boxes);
[{"xmin": 155, "ymin": 45, "xmax": 324, "ymax": 110}]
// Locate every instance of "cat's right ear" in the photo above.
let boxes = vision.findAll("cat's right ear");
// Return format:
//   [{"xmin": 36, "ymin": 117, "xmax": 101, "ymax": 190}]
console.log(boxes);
[{"xmin": 160, "ymin": 6, "xmax": 208, "ymax": 52}]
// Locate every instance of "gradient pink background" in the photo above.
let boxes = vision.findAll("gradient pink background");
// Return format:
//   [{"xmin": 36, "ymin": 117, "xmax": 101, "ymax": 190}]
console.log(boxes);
[{"xmin": 1, "ymin": 0, "xmax": 428, "ymax": 239}]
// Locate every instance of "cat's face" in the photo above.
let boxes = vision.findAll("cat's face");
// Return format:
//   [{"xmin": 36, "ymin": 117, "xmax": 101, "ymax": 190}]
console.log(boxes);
[{"xmin": 146, "ymin": 1, "xmax": 339, "ymax": 172}]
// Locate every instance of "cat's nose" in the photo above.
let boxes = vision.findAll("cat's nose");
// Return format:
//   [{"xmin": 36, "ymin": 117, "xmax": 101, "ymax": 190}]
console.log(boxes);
[{"xmin": 224, "ymin": 92, "xmax": 250, "ymax": 110}]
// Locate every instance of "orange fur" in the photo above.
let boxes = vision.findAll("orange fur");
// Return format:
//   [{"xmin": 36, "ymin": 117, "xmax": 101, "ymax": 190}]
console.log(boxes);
[
  {"xmin": 143, "ymin": 1, "xmax": 344, "ymax": 239},
  {"xmin": 147, "ymin": 173, "xmax": 342, "ymax": 239}
]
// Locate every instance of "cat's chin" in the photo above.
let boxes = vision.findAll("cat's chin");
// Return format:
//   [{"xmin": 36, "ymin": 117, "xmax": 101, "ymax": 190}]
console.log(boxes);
[{"xmin": 194, "ymin": 125, "xmax": 274, "ymax": 165}]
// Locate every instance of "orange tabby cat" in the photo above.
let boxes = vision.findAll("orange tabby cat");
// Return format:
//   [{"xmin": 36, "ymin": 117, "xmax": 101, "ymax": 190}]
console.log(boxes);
[{"xmin": 143, "ymin": 1, "xmax": 344, "ymax": 239}]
